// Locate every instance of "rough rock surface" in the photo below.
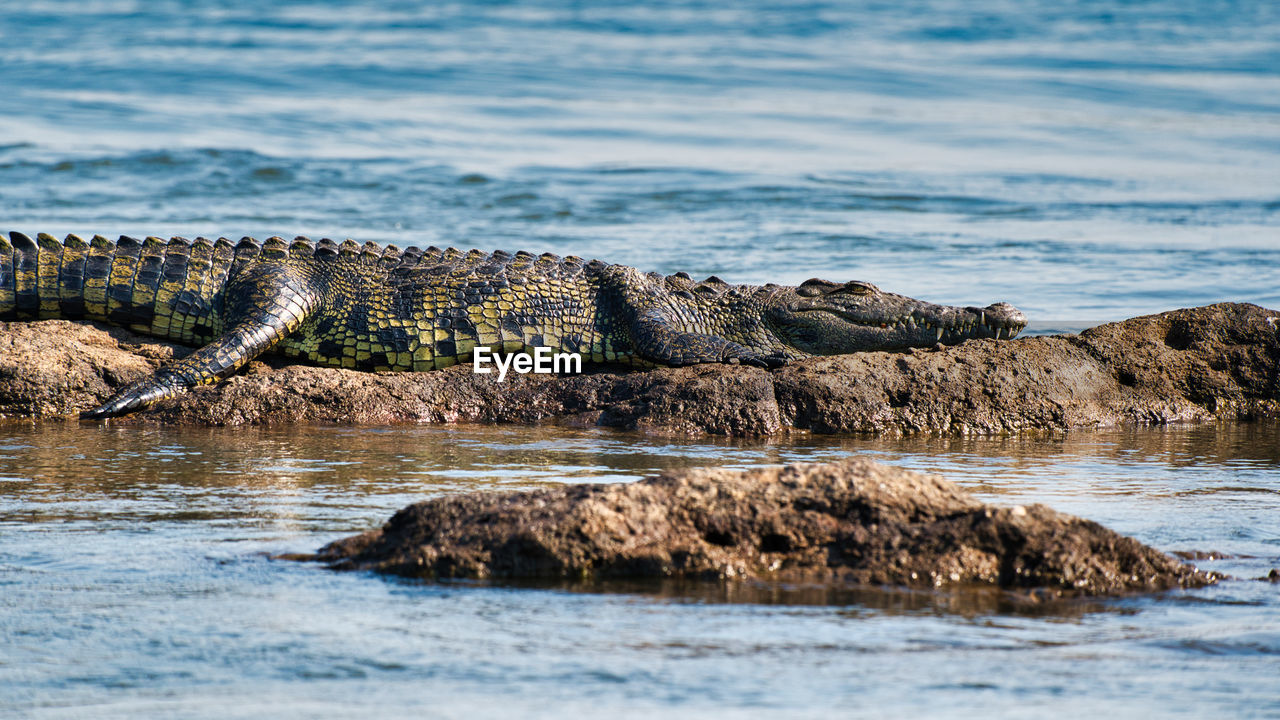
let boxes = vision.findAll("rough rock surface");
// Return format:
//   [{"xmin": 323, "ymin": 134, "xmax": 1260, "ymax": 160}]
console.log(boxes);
[
  {"xmin": 316, "ymin": 458, "xmax": 1216, "ymax": 596},
  {"xmin": 1, "ymin": 302, "xmax": 1277, "ymax": 436}
]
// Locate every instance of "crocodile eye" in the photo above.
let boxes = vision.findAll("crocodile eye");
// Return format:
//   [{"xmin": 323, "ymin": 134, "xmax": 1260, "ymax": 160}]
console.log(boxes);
[
  {"xmin": 838, "ymin": 281, "xmax": 878, "ymax": 295},
  {"xmin": 797, "ymin": 278, "xmax": 838, "ymax": 297}
]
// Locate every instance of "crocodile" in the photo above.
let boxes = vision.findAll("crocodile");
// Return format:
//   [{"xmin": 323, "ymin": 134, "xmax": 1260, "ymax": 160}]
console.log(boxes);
[{"xmin": 0, "ymin": 231, "xmax": 1027, "ymax": 418}]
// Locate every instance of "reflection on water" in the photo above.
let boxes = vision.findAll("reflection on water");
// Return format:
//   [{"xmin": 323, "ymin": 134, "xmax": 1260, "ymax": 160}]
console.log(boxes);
[
  {"xmin": 3, "ymin": 420, "xmax": 1278, "ymax": 549},
  {"xmin": 437, "ymin": 576, "xmax": 1122, "ymax": 620},
  {"xmin": 1, "ymin": 421, "xmax": 1278, "ymax": 717},
  {"xmin": 7, "ymin": 419, "xmax": 1280, "ymax": 486}
]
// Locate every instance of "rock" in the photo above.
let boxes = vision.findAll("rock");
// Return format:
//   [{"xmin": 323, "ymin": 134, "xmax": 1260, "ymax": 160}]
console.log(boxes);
[
  {"xmin": 1, "ymin": 302, "xmax": 1277, "ymax": 436},
  {"xmin": 315, "ymin": 458, "xmax": 1217, "ymax": 597},
  {"xmin": 0, "ymin": 320, "xmax": 185, "ymax": 418},
  {"xmin": 772, "ymin": 301, "xmax": 1280, "ymax": 434}
]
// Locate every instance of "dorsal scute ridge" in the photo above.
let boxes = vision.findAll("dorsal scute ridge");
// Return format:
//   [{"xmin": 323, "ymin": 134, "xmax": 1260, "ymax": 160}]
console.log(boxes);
[
  {"xmin": 260, "ymin": 236, "xmax": 289, "ymax": 260},
  {"xmin": 288, "ymin": 236, "xmax": 314, "ymax": 257},
  {"xmin": 0, "ymin": 234, "xmax": 621, "ymax": 285},
  {"xmin": 404, "ymin": 246, "xmax": 434, "ymax": 265},
  {"xmin": 664, "ymin": 276, "xmax": 696, "ymax": 301},
  {"xmin": 4, "ymin": 232, "xmax": 610, "ymax": 267},
  {"xmin": 9, "ymin": 232, "xmax": 35, "ymax": 252},
  {"xmin": 691, "ymin": 275, "xmax": 740, "ymax": 299},
  {"xmin": 36, "ymin": 233, "xmax": 62, "ymax": 252}
]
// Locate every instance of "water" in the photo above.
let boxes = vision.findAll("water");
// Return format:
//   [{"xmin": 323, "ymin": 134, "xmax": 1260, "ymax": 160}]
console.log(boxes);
[
  {"xmin": 3, "ymin": 1, "xmax": 1280, "ymax": 321},
  {"xmin": 1, "ymin": 423, "xmax": 1278, "ymax": 718},
  {"xmin": 2, "ymin": 0, "xmax": 1280, "ymax": 716}
]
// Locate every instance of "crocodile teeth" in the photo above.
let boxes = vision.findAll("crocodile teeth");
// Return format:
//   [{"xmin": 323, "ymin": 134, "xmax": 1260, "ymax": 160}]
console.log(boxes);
[{"xmin": 936, "ymin": 327, "xmax": 944, "ymax": 341}]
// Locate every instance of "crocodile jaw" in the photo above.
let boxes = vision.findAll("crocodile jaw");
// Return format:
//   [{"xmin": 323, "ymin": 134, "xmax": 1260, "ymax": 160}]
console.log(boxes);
[
  {"xmin": 834, "ymin": 301, "xmax": 1029, "ymax": 347},
  {"xmin": 764, "ymin": 282, "xmax": 1028, "ymax": 355}
]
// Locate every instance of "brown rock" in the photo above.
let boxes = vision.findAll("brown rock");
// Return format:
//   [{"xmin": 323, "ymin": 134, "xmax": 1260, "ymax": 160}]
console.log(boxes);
[
  {"xmin": 773, "ymin": 302, "xmax": 1280, "ymax": 434},
  {"xmin": 1, "ymin": 302, "xmax": 1276, "ymax": 436},
  {"xmin": 316, "ymin": 458, "xmax": 1217, "ymax": 597},
  {"xmin": 0, "ymin": 320, "xmax": 183, "ymax": 418}
]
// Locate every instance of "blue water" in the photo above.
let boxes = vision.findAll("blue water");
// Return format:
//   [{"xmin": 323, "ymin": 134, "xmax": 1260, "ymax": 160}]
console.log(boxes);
[
  {"xmin": 2, "ymin": 1, "xmax": 1280, "ymax": 717},
  {"xmin": 2, "ymin": 424, "xmax": 1279, "ymax": 719},
  {"xmin": 3, "ymin": 0, "xmax": 1280, "ymax": 321}
]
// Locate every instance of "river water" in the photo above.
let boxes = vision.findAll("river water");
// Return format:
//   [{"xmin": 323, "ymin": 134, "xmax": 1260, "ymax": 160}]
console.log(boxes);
[{"xmin": 1, "ymin": 1, "xmax": 1279, "ymax": 717}]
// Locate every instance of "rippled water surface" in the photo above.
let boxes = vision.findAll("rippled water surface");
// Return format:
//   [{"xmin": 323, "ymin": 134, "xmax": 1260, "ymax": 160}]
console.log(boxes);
[
  {"xmin": 2, "ymin": 0, "xmax": 1280, "ymax": 717},
  {"xmin": 1, "ymin": 423, "xmax": 1279, "ymax": 718},
  {"xmin": 4, "ymin": 0, "xmax": 1280, "ymax": 320}
]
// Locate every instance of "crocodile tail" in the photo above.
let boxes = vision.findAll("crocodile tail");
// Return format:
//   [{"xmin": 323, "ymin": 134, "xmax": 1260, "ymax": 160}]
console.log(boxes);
[
  {"xmin": 0, "ymin": 231, "xmax": 235, "ymax": 344},
  {"xmin": 0, "ymin": 231, "xmax": 49, "ymax": 320},
  {"xmin": 0, "ymin": 232, "xmax": 13, "ymax": 317}
]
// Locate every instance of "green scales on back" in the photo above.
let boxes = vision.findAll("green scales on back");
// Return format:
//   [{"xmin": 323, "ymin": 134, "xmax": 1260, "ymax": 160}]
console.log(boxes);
[{"xmin": 1, "ymin": 231, "xmax": 1028, "ymax": 418}]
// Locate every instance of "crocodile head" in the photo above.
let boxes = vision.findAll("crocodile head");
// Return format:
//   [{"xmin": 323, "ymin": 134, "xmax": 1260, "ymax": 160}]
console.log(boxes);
[{"xmin": 764, "ymin": 278, "xmax": 1027, "ymax": 356}]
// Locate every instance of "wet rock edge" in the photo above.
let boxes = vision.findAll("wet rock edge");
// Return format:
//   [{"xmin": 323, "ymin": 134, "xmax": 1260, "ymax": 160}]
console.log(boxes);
[
  {"xmin": 0, "ymin": 302, "xmax": 1276, "ymax": 437},
  {"xmin": 311, "ymin": 457, "xmax": 1220, "ymax": 599}
]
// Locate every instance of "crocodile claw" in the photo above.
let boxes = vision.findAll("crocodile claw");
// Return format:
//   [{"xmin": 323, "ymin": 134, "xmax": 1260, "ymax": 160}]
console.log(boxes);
[
  {"xmin": 80, "ymin": 380, "xmax": 179, "ymax": 420},
  {"xmin": 737, "ymin": 351, "xmax": 788, "ymax": 369}
]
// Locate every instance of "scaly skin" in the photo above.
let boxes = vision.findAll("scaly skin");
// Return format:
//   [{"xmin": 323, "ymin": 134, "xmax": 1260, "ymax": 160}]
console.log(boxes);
[{"xmin": 0, "ymin": 232, "xmax": 1028, "ymax": 418}]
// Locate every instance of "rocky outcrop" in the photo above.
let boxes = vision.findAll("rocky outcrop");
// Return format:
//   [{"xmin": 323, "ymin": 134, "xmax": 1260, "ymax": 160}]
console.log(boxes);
[
  {"xmin": 0, "ymin": 320, "xmax": 186, "ymax": 418},
  {"xmin": 315, "ymin": 458, "xmax": 1217, "ymax": 597},
  {"xmin": 1, "ymin": 302, "xmax": 1277, "ymax": 435},
  {"xmin": 773, "ymin": 302, "xmax": 1280, "ymax": 434}
]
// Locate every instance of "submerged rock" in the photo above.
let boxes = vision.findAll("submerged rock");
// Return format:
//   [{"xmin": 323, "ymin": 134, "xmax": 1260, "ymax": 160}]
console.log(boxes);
[
  {"xmin": 1, "ymin": 302, "xmax": 1277, "ymax": 435},
  {"xmin": 316, "ymin": 458, "xmax": 1217, "ymax": 597}
]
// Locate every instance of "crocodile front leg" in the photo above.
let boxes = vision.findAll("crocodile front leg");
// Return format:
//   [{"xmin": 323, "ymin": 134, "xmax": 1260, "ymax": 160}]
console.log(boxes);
[
  {"xmin": 600, "ymin": 265, "xmax": 786, "ymax": 368},
  {"xmin": 82, "ymin": 264, "xmax": 320, "ymax": 419},
  {"xmin": 629, "ymin": 309, "xmax": 786, "ymax": 368}
]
